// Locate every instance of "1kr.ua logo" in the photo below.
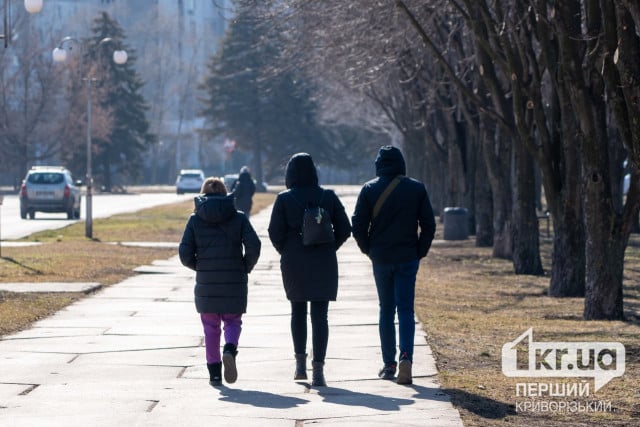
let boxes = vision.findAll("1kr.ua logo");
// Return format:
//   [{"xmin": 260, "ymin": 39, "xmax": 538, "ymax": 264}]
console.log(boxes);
[{"xmin": 501, "ymin": 328, "xmax": 625, "ymax": 392}]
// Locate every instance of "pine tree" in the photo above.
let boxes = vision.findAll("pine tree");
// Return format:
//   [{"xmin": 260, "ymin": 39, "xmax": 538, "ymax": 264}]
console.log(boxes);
[
  {"xmin": 87, "ymin": 12, "xmax": 155, "ymax": 191},
  {"xmin": 198, "ymin": 3, "xmax": 329, "ymax": 183}
]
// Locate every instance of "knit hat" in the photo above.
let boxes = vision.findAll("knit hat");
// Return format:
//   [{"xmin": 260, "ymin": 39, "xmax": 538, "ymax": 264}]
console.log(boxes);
[{"xmin": 375, "ymin": 146, "xmax": 406, "ymax": 177}]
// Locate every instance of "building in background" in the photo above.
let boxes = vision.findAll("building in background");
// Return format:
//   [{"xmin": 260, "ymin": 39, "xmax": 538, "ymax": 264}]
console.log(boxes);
[{"xmin": 35, "ymin": 0, "xmax": 233, "ymax": 184}]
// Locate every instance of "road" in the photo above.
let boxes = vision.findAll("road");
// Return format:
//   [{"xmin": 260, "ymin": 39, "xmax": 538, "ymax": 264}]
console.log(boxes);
[{"xmin": 0, "ymin": 191, "xmax": 193, "ymax": 240}]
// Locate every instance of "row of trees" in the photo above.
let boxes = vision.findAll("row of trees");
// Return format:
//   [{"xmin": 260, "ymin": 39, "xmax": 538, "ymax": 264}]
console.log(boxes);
[
  {"xmin": 0, "ymin": 12, "xmax": 153, "ymax": 191},
  {"xmin": 3, "ymin": 2, "xmax": 638, "ymax": 320},
  {"xmin": 198, "ymin": 2, "xmax": 387, "ymax": 184},
  {"xmin": 200, "ymin": 1, "xmax": 640, "ymax": 320}
]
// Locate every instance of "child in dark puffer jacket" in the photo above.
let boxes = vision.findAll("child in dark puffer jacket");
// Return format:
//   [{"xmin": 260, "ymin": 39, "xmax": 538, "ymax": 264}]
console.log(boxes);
[{"xmin": 179, "ymin": 177, "xmax": 261, "ymax": 386}]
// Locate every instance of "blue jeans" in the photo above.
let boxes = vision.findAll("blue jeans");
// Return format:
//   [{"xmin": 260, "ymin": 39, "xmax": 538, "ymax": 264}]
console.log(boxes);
[{"xmin": 372, "ymin": 259, "xmax": 420, "ymax": 365}]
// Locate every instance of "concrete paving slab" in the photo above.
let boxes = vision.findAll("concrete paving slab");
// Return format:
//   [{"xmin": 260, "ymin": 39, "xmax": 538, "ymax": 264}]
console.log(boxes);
[
  {"xmin": 6, "ymin": 326, "xmax": 110, "ymax": 339},
  {"xmin": 72, "ymin": 346, "xmax": 201, "ymax": 367},
  {"xmin": 0, "ymin": 241, "xmax": 42, "ymax": 247},
  {"xmin": 0, "ymin": 333, "xmax": 201, "ymax": 354},
  {"xmin": 0, "ymin": 192, "xmax": 463, "ymax": 426},
  {"xmin": 0, "ymin": 383, "xmax": 37, "ymax": 400}
]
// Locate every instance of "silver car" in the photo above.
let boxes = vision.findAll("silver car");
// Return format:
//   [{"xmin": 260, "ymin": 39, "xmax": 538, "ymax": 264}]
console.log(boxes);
[
  {"xmin": 19, "ymin": 166, "xmax": 82, "ymax": 219},
  {"xmin": 175, "ymin": 169, "xmax": 205, "ymax": 194}
]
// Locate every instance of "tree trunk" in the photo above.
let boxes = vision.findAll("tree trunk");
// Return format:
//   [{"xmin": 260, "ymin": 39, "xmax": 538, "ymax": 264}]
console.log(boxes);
[
  {"xmin": 253, "ymin": 134, "xmax": 265, "ymax": 192},
  {"xmin": 582, "ymin": 163, "xmax": 624, "ymax": 319},
  {"xmin": 541, "ymin": 74, "xmax": 586, "ymax": 296},
  {"xmin": 481, "ymin": 121, "xmax": 512, "ymax": 259},
  {"xmin": 474, "ymin": 141, "xmax": 493, "ymax": 247},
  {"xmin": 424, "ymin": 128, "xmax": 447, "ymax": 214},
  {"xmin": 512, "ymin": 140, "xmax": 544, "ymax": 275},
  {"xmin": 548, "ymin": 207, "xmax": 585, "ymax": 297},
  {"xmin": 583, "ymin": 231, "xmax": 625, "ymax": 320}
]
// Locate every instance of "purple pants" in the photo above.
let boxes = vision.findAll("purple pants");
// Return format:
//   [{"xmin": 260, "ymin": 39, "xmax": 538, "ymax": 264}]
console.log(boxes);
[{"xmin": 200, "ymin": 313, "xmax": 243, "ymax": 364}]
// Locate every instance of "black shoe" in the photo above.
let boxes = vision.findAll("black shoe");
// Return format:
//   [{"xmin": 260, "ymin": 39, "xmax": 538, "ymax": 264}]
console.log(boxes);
[
  {"xmin": 207, "ymin": 362, "xmax": 222, "ymax": 387},
  {"xmin": 294, "ymin": 353, "xmax": 308, "ymax": 380},
  {"xmin": 378, "ymin": 362, "xmax": 397, "ymax": 380},
  {"xmin": 222, "ymin": 343, "xmax": 238, "ymax": 384},
  {"xmin": 397, "ymin": 353, "xmax": 412, "ymax": 385},
  {"xmin": 312, "ymin": 361, "xmax": 326, "ymax": 387}
]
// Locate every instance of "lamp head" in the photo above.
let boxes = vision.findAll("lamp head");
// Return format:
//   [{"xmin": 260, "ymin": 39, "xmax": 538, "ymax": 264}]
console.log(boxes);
[
  {"xmin": 52, "ymin": 47, "xmax": 67, "ymax": 62},
  {"xmin": 24, "ymin": 0, "xmax": 44, "ymax": 14},
  {"xmin": 113, "ymin": 50, "xmax": 127, "ymax": 65}
]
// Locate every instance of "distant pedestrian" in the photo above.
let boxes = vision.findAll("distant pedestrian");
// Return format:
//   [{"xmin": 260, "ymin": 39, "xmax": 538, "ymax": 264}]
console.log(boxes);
[
  {"xmin": 231, "ymin": 166, "xmax": 256, "ymax": 217},
  {"xmin": 351, "ymin": 146, "xmax": 436, "ymax": 385},
  {"xmin": 268, "ymin": 153, "xmax": 351, "ymax": 386},
  {"xmin": 179, "ymin": 177, "xmax": 261, "ymax": 387}
]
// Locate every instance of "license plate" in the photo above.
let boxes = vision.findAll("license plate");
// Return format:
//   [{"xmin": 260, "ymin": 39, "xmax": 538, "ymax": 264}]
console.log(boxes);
[{"xmin": 35, "ymin": 191, "xmax": 55, "ymax": 198}]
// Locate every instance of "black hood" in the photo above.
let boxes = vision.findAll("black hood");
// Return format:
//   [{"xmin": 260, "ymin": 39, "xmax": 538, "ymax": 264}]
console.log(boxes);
[
  {"xmin": 238, "ymin": 169, "xmax": 252, "ymax": 183},
  {"xmin": 194, "ymin": 194, "xmax": 236, "ymax": 224},
  {"xmin": 285, "ymin": 153, "xmax": 318, "ymax": 189},
  {"xmin": 375, "ymin": 145, "xmax": 406, "ymax": 177}
]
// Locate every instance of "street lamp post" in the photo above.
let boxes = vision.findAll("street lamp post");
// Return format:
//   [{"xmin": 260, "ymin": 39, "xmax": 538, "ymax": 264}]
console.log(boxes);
[
  {"xmin": 1, "ymin": 0, "xmax": 44, "ymax": 48},
  {"xmin": 53, "ymin": 37, "xmax": 127, "ymax": 239}
]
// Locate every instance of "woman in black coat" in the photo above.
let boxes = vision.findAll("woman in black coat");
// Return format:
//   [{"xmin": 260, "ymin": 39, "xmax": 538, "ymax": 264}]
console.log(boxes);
[
  {"xmin": 179, "ymin": 177, "xmax": 261, "ymax": 387},
  {"xmin": 268, "ymin": 153, "xmax": 351, "ymax": 386},
  {"xmin": 231, "ymin": 166, "xmax": 256, "ymax": 217}
]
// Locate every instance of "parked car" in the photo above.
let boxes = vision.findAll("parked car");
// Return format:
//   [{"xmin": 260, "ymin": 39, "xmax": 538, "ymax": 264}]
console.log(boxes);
[
  {"xmin": 175, "ymin": 169, "xmax": 205, "ymax": 194},
  {"xmin": 19, "ymin": 166, "xmax": 82, "ymax": 220},
  {"xmin": 223, "ymin": 173, "xmax": 239, "ymax": 191}
]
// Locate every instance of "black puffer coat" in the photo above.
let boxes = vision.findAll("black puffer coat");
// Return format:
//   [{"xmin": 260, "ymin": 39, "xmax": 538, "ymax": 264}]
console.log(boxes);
[
  {"xmin": 268, "ymin": 153, "xmax": 351, "ymax": 302},
  {"xmin": 232, "ymin": 170, "xmax": 256, "ymax": 215},
  {"xmin": 352, "ymin": 145, "xmax": 436, "ymax": 264},
  {"xmin": 179, "ymin": 194, "xmax": 261, "ymax": 313}
]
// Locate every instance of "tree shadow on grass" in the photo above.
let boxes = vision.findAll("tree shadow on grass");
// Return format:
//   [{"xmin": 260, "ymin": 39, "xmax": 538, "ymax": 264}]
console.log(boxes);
[
  {"xmin": 443, "ymin": 388, "xmax": 516, "ymax": 419},
  {"xmin": 217, "ymin": 386, "xmax": 309, "ymax": 409},
  {"xmin": 407, "ymin": 383, "xmax": 459, "ymax": 402},
  {"xmin": 0, "ymin": 256, "xmax": 43, "ymax": 274}
]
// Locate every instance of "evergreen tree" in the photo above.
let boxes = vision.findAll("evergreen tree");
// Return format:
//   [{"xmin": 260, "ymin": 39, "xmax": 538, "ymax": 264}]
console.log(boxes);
[
  {"xmin": 199, "ymin": 3, "xmax": 329, "ymax": 184},
  {"xmin": 87, "ymin": 12, "xmax": 155, "ymax": 191}
]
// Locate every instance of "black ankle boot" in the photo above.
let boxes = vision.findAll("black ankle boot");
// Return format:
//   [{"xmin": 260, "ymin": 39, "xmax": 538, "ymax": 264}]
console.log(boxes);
[
  {"xmin": 222, "ymin": 343, "xmax": 238, "ymax": 384},
  {"xmin": 207, "ymin": 362, "xmax": 222, "ymax": 386},
  {"xmin": 294, "ymin": 353, "xmax": 308, "ymax": 380},
  {"xmin": 312, "ymin": 361, "xmax": 326, "ymax": 387}
]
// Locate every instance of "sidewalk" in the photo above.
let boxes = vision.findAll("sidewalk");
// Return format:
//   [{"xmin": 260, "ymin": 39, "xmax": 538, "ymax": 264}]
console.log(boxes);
[{"xmin": 0, "ymin": 193, "xmax": 463, "ymax": 426}]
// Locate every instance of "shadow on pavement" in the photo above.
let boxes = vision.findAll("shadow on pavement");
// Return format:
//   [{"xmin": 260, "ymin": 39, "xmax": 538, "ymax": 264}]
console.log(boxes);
[
  {"xmin": 218, "ymin": 387, "xmax": 309, "ymax": 409},
  {"xmin": 317, "ymin": 385, "xmax": 414, "ymax": 410}
]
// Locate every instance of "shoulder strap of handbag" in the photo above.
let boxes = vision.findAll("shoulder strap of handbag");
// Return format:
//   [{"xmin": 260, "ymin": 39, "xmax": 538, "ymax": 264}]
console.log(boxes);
[{"xmin": 372, "ymin": 175, "xmax": 404, "ymax": 219}]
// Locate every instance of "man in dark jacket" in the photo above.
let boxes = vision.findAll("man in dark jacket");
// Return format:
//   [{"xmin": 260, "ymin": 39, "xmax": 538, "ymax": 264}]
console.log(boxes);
[{"xmin": 351, "ymin": 145, "xmax": 436, "ymax": 385}]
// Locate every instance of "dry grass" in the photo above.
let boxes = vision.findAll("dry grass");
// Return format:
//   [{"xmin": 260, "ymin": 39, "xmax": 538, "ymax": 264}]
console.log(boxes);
[
  {"xmin": 416, "ymin": 234, "xmax": 640, "ymax": 426},
  {"xmin": 0, "ymin": 192, "xmax": 276, "ymax": 337},
  {"xmin": 0, "ymin": 292, "xmax": 83, "ymax": 337}
]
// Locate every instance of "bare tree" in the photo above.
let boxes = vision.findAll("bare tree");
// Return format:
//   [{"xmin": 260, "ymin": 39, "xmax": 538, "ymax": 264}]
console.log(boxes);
[
  {"xmin": 0, "ymin": 24, "xmax": 67, "ymax": 184},
  {"xmin": 275, "ymin": 0, "xmax": 528, "ymax": 263}
]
